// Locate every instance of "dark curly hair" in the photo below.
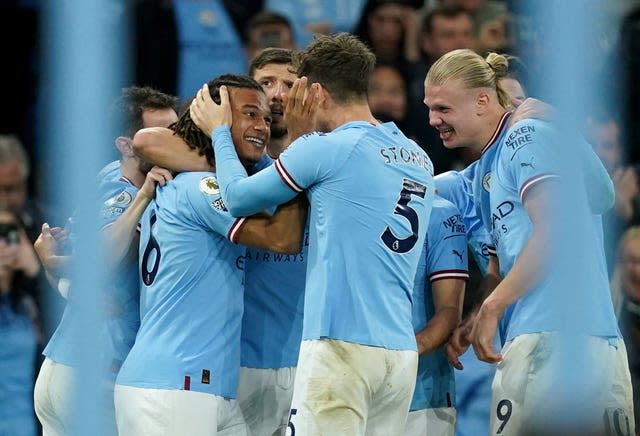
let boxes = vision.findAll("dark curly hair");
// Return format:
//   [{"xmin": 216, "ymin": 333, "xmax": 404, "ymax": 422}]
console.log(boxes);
[{"xmin": 169, "ymin": 74, "xmax": 264, "ymax": 167}]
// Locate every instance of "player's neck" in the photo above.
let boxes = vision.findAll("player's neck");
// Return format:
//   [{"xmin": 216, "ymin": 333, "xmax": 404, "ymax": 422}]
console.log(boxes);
[
  {"xmin": 475, "ymin": 108, "xmax": 509, "ymax": 154},
  {"xmin": 120, "ymin": 159, "xmax": 146, "ymax": 189},
  {"xmin": 325, "ymin": 102, "xmax": 378, "ymax": 131},
  {"xmin": 267, "ymin": 137, "xmax": 288, "ymax": 159}
]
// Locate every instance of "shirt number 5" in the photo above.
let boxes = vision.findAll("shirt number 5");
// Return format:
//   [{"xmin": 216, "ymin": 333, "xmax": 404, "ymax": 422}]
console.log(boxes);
[{"xmin": 381, "ymin": 178, "xmax": 427, "ymax": 253}]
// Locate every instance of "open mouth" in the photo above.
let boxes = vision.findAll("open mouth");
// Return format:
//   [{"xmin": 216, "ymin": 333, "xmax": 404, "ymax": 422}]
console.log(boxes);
[{"xmin": 245, "ymin": 136, "xmax": 265, "ymax": 148}]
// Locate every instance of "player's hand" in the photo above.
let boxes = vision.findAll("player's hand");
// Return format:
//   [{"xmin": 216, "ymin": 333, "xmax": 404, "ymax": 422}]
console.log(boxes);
[
  {"xmin": 35, "ymin": 223, "xmax": 72, "ymax": 271},
  {"xmin": 283, "ymin": 77, "xmax": 321, "ymax": 143},
  {"xmin": 190, "ymin": 84, "xmax": 232, "ymax": 137},
  {"xmin": 445, "ymin": 320, "xmax": 473, "ymax": 370},
  {"xmin": 509, "ymin": 97, "xmax": 555, "ymax": 126},
  {"xmin": 140, "ymin": 166, "xmax": 173, "ymax": 200},
  {"xmin": 469, "ymin": 299, "xmax": 503, "ymax": 363}
]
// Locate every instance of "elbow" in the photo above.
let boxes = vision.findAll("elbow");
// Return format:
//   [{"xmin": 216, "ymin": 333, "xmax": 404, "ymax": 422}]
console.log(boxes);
[
  {"xmin": 226, "ymin": 203, "xmax": 251, "ymax": 219},
  {"xmin": 131, "ymin": 129, "xmax": 154, "ymax": 159}
]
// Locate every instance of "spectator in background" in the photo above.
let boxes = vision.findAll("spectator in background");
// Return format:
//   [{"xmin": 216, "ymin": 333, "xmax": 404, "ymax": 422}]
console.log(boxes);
[
  {"xmin": 265, "ymin": 0, "xmax": 366, "ymax": 48},
  {"xmin": 133, "ymin": 0, "xmax": 249, "ymax": 103},
  {"xmin": 610, "ymin": 226, "xmax": 640, "ymax": 434},
  {"xmin": 0, "ymin": 134, "xmax": 48, "ymax": 337},
  {"xmin": 355, "ymin": 0, "xmax": 422, "ymax": 75},
  {"xmin": 586, "ymin": 109, "xmax": 639, "ymax": 275},
  {"xmin": 0, "ymin": 206, "xmax": 42, "ymax": 436},
  {"xmin": 406, "ymin": 4, "xmax": 477, "ymax": 174},
  {"xmin": 368, "ymin": 63, "xmax": 420, "ymax": 141},
  {"xmin": 0, "ymin": 135, "xmax": 47, "ymax": 243},
  {"xmin": 440, "ymin": 0, "xmax": 510, "ymax": 53},
  {"xmin": 244, "ymin": 11, "xmax": 296, "ymax": 62}
]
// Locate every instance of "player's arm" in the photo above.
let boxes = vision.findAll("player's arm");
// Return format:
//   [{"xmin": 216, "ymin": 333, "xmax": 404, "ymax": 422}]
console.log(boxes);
[
  {"xmin": 234, "ymin": 195, "xmax": 308, "ymax": 254},
  {"xmin": 446, "ymin": 254, "xmax": 501, "ymax": 369},
  {"xmin": 510, "ymin": 107, "xmax": 613, "ymax": 214},
  {"xmin": 102, "ymin": 167, "xmax": 172, "ymax": 269},
  {"xmin": 580, "ymin": 139, "xmax": 615, "ymax": 214},
  {"xmin": 191, "ymin": 82, "xmax": 319, "ymax": 217},
  {"xmin": 470, "ymin": 180, "xmax": 556, "ymax": 363},
  {"xmin": 34, "ymin": 222, "xmax": 72, "ymax": 295},
  {"xmin": 416, "ymin": 278, "xmax": 465, "ymax": 355},
  {"xmin": 132, "ymin": 127, "xmax": 213, "ymax": 172}
]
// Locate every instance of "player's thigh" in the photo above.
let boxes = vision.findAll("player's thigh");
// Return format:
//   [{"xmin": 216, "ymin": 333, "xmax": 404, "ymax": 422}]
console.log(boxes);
[
  {"xmin": 489, "ymin": 333, "xmax": 550, "ymax": 436},
  {"xmin": 592, "ymin": 336, "xmax": 635, "ymax": 435},
  {"xmin": 114, "ymin": 384, "xmax": 219, "ymax": 436},
  {"xmin": 365, "ymin": 348, "xmax": 418, "ymax": 436},
  {"xmin": 218, "ymin": 398, "xmax": 250, "ymax": 436},
  {"xmin": 237, "ymin": 366, "xmax": 295, "ymax": 436},
  {"xmin": 34, "ymin": 359, "xmax": 76, "ymax": 436},
  {"xmin": 289, "ymin": 339, "xmax": 380, "ymax": 436},
  {"xmin": 404, "ymin": 408, "xmax": 456, "ymax": 436}
]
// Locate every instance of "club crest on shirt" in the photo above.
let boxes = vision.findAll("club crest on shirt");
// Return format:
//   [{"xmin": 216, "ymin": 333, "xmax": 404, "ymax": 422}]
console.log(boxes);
[
  {"xmin": 104, "ymin": 190, "xmax": 132, "ymax": 207},
  {"xmin": 482, "ymin": 172, "xmax": 492, "ymax": 192},
  {"xmin": 199, "ymin": 176, "xmax": 220, "ymax": 196}
]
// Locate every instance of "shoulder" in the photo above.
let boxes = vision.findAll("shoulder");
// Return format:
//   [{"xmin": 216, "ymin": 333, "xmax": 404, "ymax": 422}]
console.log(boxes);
[{"xmin": 430, "ymin": 196, "xmax": 463, "ymax": 228}]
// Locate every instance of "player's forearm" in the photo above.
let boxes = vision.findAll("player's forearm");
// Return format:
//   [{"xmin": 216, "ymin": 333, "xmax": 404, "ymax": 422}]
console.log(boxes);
[
  {"xmin": 213, "ymin": 126, "xmax": 294, "ymax": 216},
  {"xmin": 102, "ymin": 191, "xmax": 150, "ymax": 267},
  {"xmin": 416, "ymin": 306, "xmax": 460, "ymax": 355},
  {"xmin": 481, "ymin": 229, "xmax": 547, "ymax": 316},
  {"xmin": 267, "ymin": 196, "xmax": 308, "ymax": 253},
  {"xmin": 133, "ymin": 127, "xmax": 212, "ymax": 172}
]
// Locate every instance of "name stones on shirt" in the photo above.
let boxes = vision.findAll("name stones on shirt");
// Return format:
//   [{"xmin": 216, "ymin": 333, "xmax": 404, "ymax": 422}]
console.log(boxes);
[{"xmin": 379, "ymin": 145, "xmax": 433, "ymax": 174}]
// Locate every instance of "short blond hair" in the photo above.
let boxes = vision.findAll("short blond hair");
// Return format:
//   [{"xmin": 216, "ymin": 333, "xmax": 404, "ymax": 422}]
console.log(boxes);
[{"xmin": 426, "ymin": 49, "xmax": 511, "ymax": 109}]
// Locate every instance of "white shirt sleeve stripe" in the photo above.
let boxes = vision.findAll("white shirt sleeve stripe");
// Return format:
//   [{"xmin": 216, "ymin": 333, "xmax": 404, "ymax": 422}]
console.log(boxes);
[
  {"xmin": 275, "ymin": 159, "xmax": 303, "ymax": 193},
  {"xmin": 519, "ymin": 174, "xmax": 559, "ymax": 201}
]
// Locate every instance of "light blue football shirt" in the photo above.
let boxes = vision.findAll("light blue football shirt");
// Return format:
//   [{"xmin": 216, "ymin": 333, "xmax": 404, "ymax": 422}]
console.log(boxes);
[
  {"xmin": 435, "ymin": 162, "xmax": 492, "ymax": 275},
  {"xmin": 410, "ymin": 196, "xmax": 469, "ymax": 411},
  {"xmin": 473, "ymin": 111, "xmax": 512, "ymax": 247},
  {"xmin": 212, "ymin": 121, "xmax": 435, "ymax": 351},
  {"xmin": 116, "ymin": 172, "xmax": 246, "ymax": 398},
  {"xmin": 490, "ymin": 119, "xmax": 619, "ymax": 341},
  {"xmin": 96, "ymin": 163, "xmax": 142, "ymax": 375},
  {"xmin": 241, "ymin": 221, "xmax": 308, "ymax": 369},
  {"xmin": 43, "ymin": 161, "xmax": 141, "ymax": 379}
]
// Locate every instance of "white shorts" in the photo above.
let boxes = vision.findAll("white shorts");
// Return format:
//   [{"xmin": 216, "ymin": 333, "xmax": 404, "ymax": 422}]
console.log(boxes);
[
  {"xmin": 404, "ymin": 407, "xmax": 456, "ymax": 435},
  {"xmin": 34, "ymin": 358, "xmax": 118, "ymax": 436},
  {"xmin": 237, "ymin": 366, "xmax": 296, "ymax": 436},
  {"xmin": 490, "ymin": 333, "xmax": 636, "ymax": 435},
  {"xmin": 114, "ymin": 384, "xmax": 248, "ymax": 436},
  {"xmin": 288, "ymin": 339, "xmax": 417, "ymax": 436}
]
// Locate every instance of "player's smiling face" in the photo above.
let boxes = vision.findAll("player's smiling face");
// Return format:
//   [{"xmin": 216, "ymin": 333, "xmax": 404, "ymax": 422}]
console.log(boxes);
[
  {"xmin": 229, "ymin": 87, "xmax": 272, "ymax": 167},
  {"xmin": 424, "ymin": 77, "xmax": 484, "ymax": 150}
]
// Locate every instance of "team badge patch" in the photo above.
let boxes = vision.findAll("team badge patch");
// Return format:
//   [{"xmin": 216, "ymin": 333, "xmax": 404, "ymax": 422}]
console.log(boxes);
[
  {"xmin": 482, "ymin": 172, "xmax": 492, "ymax": 192},
  {"xmin": 104, "ymin": 190, "xmax": 132, "ymax": 207},
  {"xmin": 199, "ymin": 176, "xmax": 220, "ymax": 196}
]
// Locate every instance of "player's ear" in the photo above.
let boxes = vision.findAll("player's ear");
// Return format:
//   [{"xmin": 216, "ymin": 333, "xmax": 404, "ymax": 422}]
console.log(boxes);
[
  {"xmin": 316, "ymin": 84, "xmax": 330, "ymax": 108},
  {"xmin": 476, "ymin": 91, "xmax": 490, "ymax": 115},
  {"xmin": 115, "ymin": 136, "xmax": 134, "ymax": 156}
]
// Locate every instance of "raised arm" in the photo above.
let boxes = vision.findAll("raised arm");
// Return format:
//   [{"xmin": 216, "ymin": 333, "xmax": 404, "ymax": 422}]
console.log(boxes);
[
  {"xmin": 133, "ymin": 127, "xmax": 213, "ymax": 172},
  {"xmin": 102, "ymin": 166, "xmax": 172, "ymax": 269}
]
